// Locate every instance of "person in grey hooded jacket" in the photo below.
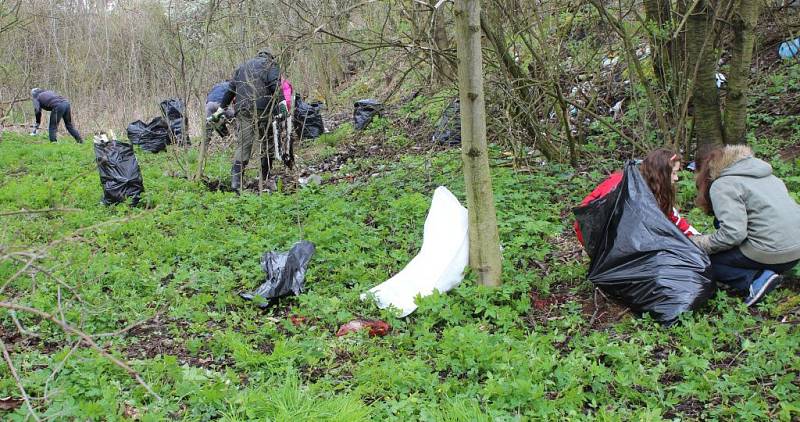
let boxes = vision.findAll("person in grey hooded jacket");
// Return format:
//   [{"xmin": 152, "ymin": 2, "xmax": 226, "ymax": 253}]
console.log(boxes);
[{"xmin": 693, "ymin": 144, "xmax": 800, "ymax": 307}]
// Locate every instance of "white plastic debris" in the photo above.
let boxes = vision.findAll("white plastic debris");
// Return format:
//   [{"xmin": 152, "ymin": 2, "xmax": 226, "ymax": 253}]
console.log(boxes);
[
  {"xmin": 609, "ymin": 99, "xmax": 624, "ymax": 121},
  {"xmin": 715, "ymin": 72, "xmax": 727, "ymax": 88},
  {"xmin": 361, "ymin": 186, "xmax": 469, "ymax": 317}
]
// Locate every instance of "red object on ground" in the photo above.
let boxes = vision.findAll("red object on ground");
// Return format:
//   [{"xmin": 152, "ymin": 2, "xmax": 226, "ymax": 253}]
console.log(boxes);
[
  {"xmin": 289, "ymin": 315, "xmax": 306, "ymax": 326},
  {"xmin": 336, "ymin": 319, "xmax": 391, "ymax": 337}
]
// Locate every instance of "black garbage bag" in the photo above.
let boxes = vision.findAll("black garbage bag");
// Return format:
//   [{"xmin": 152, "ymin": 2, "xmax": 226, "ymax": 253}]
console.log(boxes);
[
  {"xmin": 240, "ymin": 241, "xmax": 316, "ymax": 307},
  {"xmin": 126, "ymin": 117, "xmax": 170, "ymax": 153},
  {"xmin": 159, "ymin": 98, "xmax": 189, "ymax": 144},
  {"xmin": 353, "ymin": 99, "xmax": 382, "ymax": 130},
  {"xmin": 573, "ymin": 161, "xmax": 715, "ymax": 324},
  {"xmin": 94, "ymin": 140, "xmax": 144, "ymax": 206},
  {"xmin": 432, "ymin": 99, "xmax": 461, "ymax": 146},
  {"xmin": 293, "ymin": 97, "xmax": 325, "ymax": 139}
]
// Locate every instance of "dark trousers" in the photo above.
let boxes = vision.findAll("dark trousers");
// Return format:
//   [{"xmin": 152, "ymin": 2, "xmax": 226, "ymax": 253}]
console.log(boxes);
[
  {"xmin": 710, "ymin": 247, "xmax": 799, "ymax": 291},
  {"xmin": 49, "ymin": 102, "xmax": 82, "ymax": 142}
]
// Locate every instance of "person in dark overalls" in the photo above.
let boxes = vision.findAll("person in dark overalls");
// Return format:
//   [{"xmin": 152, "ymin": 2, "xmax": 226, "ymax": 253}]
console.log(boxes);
[
  {"xmin": 30, "ymin": 88, "xmax": 83, "ymax": 143},
  {"xmin": 205, "ymin": 80, "xmax": 235, "ymax": 140},
  {"xmin": 219, "ymin": 50, "xmax": 282, "ymax": 192}
]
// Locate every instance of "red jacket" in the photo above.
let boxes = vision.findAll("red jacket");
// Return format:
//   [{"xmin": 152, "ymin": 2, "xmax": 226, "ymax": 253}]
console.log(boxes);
[{"xmin": 574, "ymin": 171, "xmax": 698, "ymax": 246}]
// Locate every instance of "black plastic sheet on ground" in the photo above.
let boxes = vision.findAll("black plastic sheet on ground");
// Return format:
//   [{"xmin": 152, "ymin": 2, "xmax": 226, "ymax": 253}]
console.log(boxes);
[
  {"xmin": 573, "ymin": 162, "xmax": 715, "ymax": 324},
  {"xmin": 240, "ymin": 241, "xmax": 316, "ymax": 308},
  {"xmin": 432, "ymin": 99, "xmax": 461, "ymax": 146},
  {"xmin": 159, "ymin": 98, "xmax": 189, "ymax": 144},
  {"xmin": 126, "ymin": 117, "xmax": 170, "ymax": 153},
  {"xmin": 353, "ymin": 99, "xmax": 382, "ymax": 130},
  {"xmin": 94, "ymin": 141, "xmax": 144, "ymax": 206},
  {"xmin": 293, "ymin": 97, "xmax": 325, "ymax": 139}
]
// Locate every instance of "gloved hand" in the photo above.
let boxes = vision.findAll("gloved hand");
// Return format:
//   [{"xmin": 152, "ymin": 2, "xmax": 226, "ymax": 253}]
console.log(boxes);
[
  {"xmin": 277, "ymin": 100, "xmax": 288, "ymax": 118},
  {"xmin": 207, "ymin": 107, "xmax": 225, "ymax": 124}
]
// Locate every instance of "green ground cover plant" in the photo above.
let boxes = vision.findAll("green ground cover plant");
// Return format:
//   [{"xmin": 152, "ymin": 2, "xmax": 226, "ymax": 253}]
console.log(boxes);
[{"xmin": 1, "ymin": 130, "xmax": 799, "ymax": 420}]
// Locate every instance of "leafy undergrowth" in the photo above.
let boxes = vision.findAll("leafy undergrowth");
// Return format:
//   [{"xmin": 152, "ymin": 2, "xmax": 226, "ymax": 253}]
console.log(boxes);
[{"xmin": 1, "ymin": 132, "xmax": 800, "ymax": 421}]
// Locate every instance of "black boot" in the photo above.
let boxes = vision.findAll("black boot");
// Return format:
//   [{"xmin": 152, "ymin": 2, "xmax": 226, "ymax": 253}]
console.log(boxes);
[{"xmin": 231, "ymin": 161, "xmax": 246, "ymax": 193}]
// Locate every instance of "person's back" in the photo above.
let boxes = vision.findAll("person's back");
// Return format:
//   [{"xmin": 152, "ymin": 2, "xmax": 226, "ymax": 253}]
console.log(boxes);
[
  {"xmin": 230, "ymin": 52, "xmax": 280, "ymax": 115},
  {"xmin": 706, "ymin": 151, "xmax": 800, "ymax": 264},
  {"xmin": 30, "ymin": 88, "xmax": 82, "ymax": 143},
  {"xmin": 207, "ymin": 81, "xmax": 234, "ymax": 105},
  {"xmin": 32, "ymin": 89, "xmax": 66, "ymax": 112}
]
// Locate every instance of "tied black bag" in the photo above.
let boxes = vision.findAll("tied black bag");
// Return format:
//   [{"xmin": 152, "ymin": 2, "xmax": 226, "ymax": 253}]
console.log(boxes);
[
  {"xmin": 574, "ymin": 162, "xmax": 715, "ymax": 324},
  {"xmin": 94, "ymin": 141, "xmax": 144, "ymax": 206},
  {"xmin": 126, "ymin": 117, "xmax": 170, "ymax": 153},
  {"xmin": 293, "ymin": 97, "xmax": 325, "ymax": 139},
  {"xmin": 353, "ymin": 99, "xmax": 382, "ymax": 130}
]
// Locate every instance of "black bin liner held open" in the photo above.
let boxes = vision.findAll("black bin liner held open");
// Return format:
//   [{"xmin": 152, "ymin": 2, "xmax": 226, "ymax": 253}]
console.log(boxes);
[
  {"xmin": 573, "ymin": 162, "xmax": 715, "ymax": 324},
  {"xmin": 293, "ymin": 97, "xmax": 325, "ymax": 139},
  {"xmin": 94, "ymin": 141, "xmax": 144, "ymax": 206},
  {"xmin": 240, "ymin": 241, "xmax": 316, "ymax": 308},
  {"xmin": 127, "ymin": 117, "xmax": 170, "ymax": 153},
  {"xmin": 353, "ymin": 99, "xmax": 383, "ymax": 130}
]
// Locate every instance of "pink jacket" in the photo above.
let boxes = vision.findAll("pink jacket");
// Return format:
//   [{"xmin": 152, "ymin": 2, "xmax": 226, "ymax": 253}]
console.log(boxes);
[{"xmin": 281, "ymin": 78, "xmax": 293, "ymax": 113}]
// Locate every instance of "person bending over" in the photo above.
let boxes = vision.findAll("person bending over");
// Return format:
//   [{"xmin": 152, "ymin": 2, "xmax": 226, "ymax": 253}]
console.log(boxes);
[
  {"xmin": 30, "ymin": 88, "xmax": 83, "ymax": 143},
  {"xmin": 693, "ymin": 145, "xmax": 800, "ymax": 307}
]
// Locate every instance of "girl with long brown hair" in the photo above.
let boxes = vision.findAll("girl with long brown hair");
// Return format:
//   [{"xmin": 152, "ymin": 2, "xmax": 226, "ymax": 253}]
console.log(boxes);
[{"xmin": 575, "ymin": 148, "xmax": 698, "ymax": 245}]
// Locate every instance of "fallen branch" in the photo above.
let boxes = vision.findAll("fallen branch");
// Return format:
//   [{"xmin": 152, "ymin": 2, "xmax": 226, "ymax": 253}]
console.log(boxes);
[
  {"xmin": 0, "ymin": 302, "xmax": 162, "ymax": 401},
  {"xmin": 0, "ymin": 338, "xmax": 41, "ymax": 421},
  {"xmin": 0, "ymin": 208, "xmax": 81, "ymax": 217}
]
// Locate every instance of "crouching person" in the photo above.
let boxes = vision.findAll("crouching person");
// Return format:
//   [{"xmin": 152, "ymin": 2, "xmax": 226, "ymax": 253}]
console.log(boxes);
[
  {"xmin": 693, "ymin": 145, "xmax": 800, "ymax": 307},
  {"xmin": 205, "ymin": 80, "xmax": 235, "ymax": 140},
  {"xmin": 30, "ymin": 88, "xmax": 83, "ymax": 143}
]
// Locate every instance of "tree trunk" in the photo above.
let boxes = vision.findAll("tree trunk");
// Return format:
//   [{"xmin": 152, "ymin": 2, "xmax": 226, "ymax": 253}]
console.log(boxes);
[
  {"xmin": 195, "ymin": 130, "xmax": 209, "ymax": 181},
  {"xmin": 454, "ymin": 0, "xmax": 502, "ymax": 287},
  {"xmin": 643, "ymin": 0, "xmax": 675, "ymax": 106},
  {"xmin": 432, "ymin": 6, "xmax": 453, "ymax": 83},
  {"xmin": 479, "ymin": 13, "xmax": 561, "ymax": 162},
  {"xmin": 687, "ymin": 0, "xmax": 724, "ymax": 152},
  {"xmin": 644, "ymin": 0, "xmax": 672, "ymax": 92},
  {"xmin": 723, "ymin": 0, "xmax": 760, "ymax": 145}
]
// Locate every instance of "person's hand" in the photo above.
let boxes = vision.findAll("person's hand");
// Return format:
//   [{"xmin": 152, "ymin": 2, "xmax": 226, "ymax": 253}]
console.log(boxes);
[{"xmin": 691, "ymin": 234, "xmax": 711, "ymax": 253}]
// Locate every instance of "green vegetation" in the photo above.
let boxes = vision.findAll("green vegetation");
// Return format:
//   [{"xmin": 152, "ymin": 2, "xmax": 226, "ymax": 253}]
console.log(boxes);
[{"xmin": 1, "ymin": 130, "xmax": 799, "ymax": 420}]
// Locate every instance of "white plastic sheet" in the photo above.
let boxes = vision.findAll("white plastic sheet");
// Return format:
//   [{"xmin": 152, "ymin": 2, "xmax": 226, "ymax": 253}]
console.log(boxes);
[{"xmin": 361, "ymin": 186, "xmax": 469, "ymax": 317}]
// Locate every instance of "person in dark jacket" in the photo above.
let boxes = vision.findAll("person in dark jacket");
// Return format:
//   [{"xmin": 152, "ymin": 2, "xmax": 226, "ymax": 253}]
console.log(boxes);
[
  {"xmin": 30, "ymin": 88, "xmax": 83, "ymax": 143},
  {"xmin": 205, "ymin": 80, "xmax": 235, "ymax": 140},
  {"xmin": 219, "ymin": 49, "xmax": 282, "ymax": 192},
  {"xmin": 693, "ymin": 145, "xmax": 800, "ymax": 307}
]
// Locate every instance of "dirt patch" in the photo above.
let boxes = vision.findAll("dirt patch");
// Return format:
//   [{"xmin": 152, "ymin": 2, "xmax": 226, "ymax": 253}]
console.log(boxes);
[
  {"xmin": 526, "ymin": 282, "xmax": 629, "ymax": 331},
  {"xmin": 663, "ymin": 397, "xmax": 705, "ymax": 420},
  {"xmin": 0, "ymin": 325, "xmax": 64, "ymax": 354},
  {"xmin": 779, "ymin": 142, "xmax": 800, "ymax": 161},
  {"xmin": 123, "ymin": 318, "xmax": 234, "ymax": 369}
]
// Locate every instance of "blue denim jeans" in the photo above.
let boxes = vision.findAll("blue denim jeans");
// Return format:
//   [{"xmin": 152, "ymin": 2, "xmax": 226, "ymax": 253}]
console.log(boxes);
[{"xmin": 710, "ymin": 247, "xmax": 799, "ymax": 291}]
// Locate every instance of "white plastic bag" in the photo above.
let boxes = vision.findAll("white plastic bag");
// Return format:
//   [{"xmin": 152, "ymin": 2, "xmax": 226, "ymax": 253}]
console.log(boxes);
[{"xmin": 361, "ymin": 186, "xmax": 469, "ymax": 317}]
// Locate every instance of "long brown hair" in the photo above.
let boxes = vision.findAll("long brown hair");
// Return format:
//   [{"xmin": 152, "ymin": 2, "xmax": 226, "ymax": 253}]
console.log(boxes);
[
  {"xmin": 695, "ymin": 147, "xmax": 724, "ymax": 215},
  {"xmin": 640, "ymin": 148, "xmax": 680, "ymax": 217}
]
